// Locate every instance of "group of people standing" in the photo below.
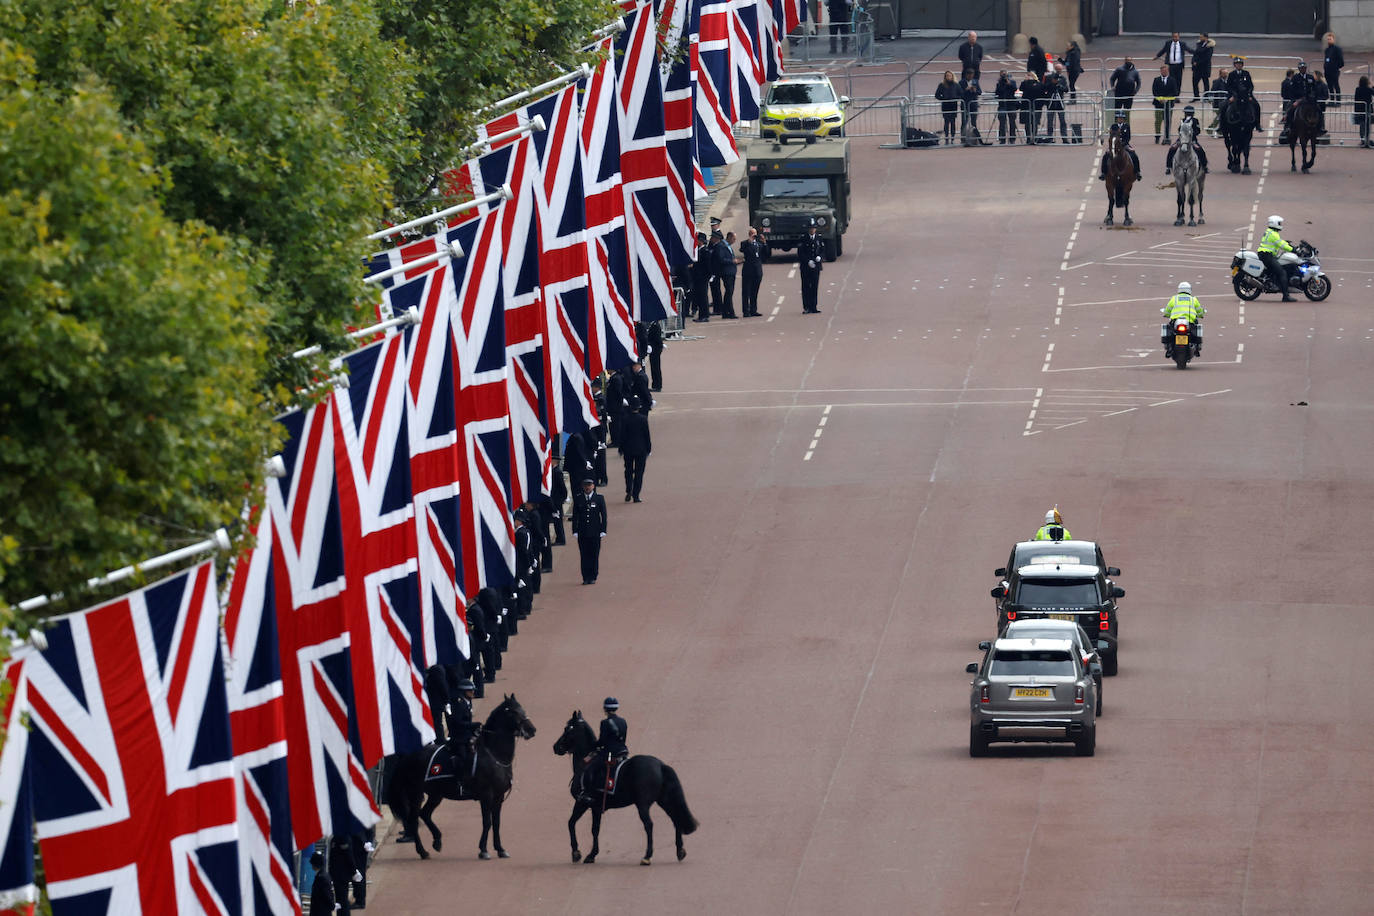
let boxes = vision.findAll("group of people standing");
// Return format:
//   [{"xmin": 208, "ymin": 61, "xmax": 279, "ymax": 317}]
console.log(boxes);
[
  {"xmin": 683, "ymin": 220, "xmax": 768, "ymax": 321},
  {"xmin": 938, "ymin": 33, "xmax": 1086, "ymax": 145}
]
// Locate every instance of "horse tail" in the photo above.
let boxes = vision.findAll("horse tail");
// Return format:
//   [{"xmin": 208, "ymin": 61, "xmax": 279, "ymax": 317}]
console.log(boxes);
[{"xmin": 657, "ymin": 764, "xmax": 699, "ymax": 835}]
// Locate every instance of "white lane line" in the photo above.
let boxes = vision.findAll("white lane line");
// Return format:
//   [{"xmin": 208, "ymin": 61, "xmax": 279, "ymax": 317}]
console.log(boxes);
[
  {"xmin": 1022, "ymin": 387, "xmax": 1044, "ymax": 437},
  {"xmin": 1061, "ymin": 261, "xmax": 1095, "ymax": 271},
  {"xmin": 803, "ymin": 450, "xmax": 814, "ymax": 461},
  {"xmin": 1063, "ymin": 296, "xmax": 1165, "ymax": 307},
  {"xmin": 804, "ymin": 404, "xmax": 833, "ymax": 461},
  {"xmin": 1196, "ymin": 389, "xmax": 1232, "ymax": 397},
  {"xmin": 1236, "ymin": 343, "xmax": 1244, "ymax": 363},
  {"xmin": 777, "ymin": 295, "xmax": 786, "ymax": 304},
  {"xmin": 1054, "ymin": 419, "xmax": 1088, "ymax": 430},
  {"xmin": 1239, "ymin": 304, "xmax": 1245, "ymax": 325},
  {"xmin": 818, "ymin": 415, "xmax": 829, "ymax": 426},
  {"xmin": 1103, "ymin": 407, "xmax": 1138, "ymax": 417},
  {"xmin": 767, "ymin": 305, "xmax": 780, "ymax": 323},
  {"xmin": 788, "ymin": 268, "xmax": 797, "ymax": 279},
  {"xmin": 1150, "ymin": 398, "xmax": 1185, "ymax": 407},
  {"xmin": 809, "ymin": 439, "xmax": 820, "ymax": 449},
  {"xmin": 1042, "ymin": 343, "xmax": 1054, "ymax": 372},
  {"xmin": 823, "ymin": 404, "xmax": 833, "ymax": 415},
  {"xmin": 1107, "ymin": 250, "xmax": 1139, "ymax": 260}
]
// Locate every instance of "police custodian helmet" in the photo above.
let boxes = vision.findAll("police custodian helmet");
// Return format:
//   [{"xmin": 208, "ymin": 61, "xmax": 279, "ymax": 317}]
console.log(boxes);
[
  {"xmin": 603, "ymin": 697, "xmax": 620, "ymax": 710},
  {"xmin": 457, "ymin": 677, "xmax": 476, "ymax": 691}
]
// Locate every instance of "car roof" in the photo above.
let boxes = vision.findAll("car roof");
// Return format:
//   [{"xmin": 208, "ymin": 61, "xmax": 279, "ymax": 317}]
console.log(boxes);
[
  {"xmin": 1014, "ymin": 562, "xmax": 1101, "ymax": 578},
  {"xmin": 1004, "ymin": 619, "xmax": 1085, "ymax": 635},
  {"xmin": 775, "ymin": 72, "xmax": 832, "ymax": 82},
  {"xmin": 993, "ymin": 637, "xmax": 1075, "ymax": 652}
]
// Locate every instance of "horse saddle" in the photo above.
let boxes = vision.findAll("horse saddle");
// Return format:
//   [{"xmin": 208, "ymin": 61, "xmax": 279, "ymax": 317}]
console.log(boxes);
[
  {"xmin": 580, "ymin": 756, "xmax": 628, "ymax": 801},
  {"xmin": 425, "ymin": 744, "xmax": 477, "ymax": 790}
]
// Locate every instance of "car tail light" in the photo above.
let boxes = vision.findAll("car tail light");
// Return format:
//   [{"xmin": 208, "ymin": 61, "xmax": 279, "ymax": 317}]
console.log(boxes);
[
  {"xmin": 1176, "ymin": 321, "xmax": 1189, "ymax": 334},
  {"xmin": 1075, "ymin": 685, "xmax": 1084, "ymax": 705},
  {"xmin": 1006, "ymin": 611, "xmax": 1017, "ymax": 621},
  {"xmin": 1100, "ymin": 611, "xmax": 1110, "ymax": 631},
  {"xmin": 980, "ymin": 686, "xmax": 990, "ymax": 704}
]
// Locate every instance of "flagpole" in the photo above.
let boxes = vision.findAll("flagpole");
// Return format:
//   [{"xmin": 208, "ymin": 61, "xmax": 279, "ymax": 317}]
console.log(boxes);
[
  {"xmin": 361, "ymin": 239, "xmax": 466, "ymax": 288},
  {"xmin": 16, "ymin": 528, "xmax": 232, "ymax": 613},
  {"xmin": 477, "ymin": 63, "xmax": 593, "ymax": 117},
  {"xmin": 366, "ymin": 185, "xmax": 513, "ymax": 243},
  {"xmin": 458, "ymin": 115, "xmax": 547, "ymax": 160},
  {"xmin": 291, "ymin": 307, "xmax": 422, "ymax": 359}
]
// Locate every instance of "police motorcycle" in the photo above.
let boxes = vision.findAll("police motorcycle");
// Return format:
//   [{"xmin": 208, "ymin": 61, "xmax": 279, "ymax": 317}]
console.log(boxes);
[
  {"xmin": 1230, "ymin": 240, "xmax": 1331, "ymax": 302},
  {"xmin": 1162, "ymin": 314, "xmax": 1198, "ymax": 369}
]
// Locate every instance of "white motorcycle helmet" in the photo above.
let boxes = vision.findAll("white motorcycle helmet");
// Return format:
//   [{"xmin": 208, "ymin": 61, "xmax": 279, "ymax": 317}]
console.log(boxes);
[
  {"xmin": 1267, "ymin": 214, "xmax": 1284, "ymax": 230},
  {"xmin": 1177, "ymin": 281, "xmax": 1192, "ymax": 294}
]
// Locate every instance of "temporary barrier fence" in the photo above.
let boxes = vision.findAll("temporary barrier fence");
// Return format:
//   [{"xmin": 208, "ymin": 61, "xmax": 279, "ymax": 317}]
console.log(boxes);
[
  {"xmin": 901, "ymin": 91, "xmax": 1106, "ymax": 148},
  {"xmin": 783, "ymin": 20, "xmax": 880, "ymax": 65}
]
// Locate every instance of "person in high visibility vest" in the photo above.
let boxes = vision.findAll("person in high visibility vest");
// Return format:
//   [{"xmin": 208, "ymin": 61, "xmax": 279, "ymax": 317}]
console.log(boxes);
[
  {"xmin": 1161, "ymin": 281, "xmax": 1206, "ymax": 354},
  {"xmin": 1258, "ymin": 214, "xmax": 1296, "ymax": 301},
  {"xmin": 1033, "ymin": 507, "xmax": 1072, "ymax": 541}
]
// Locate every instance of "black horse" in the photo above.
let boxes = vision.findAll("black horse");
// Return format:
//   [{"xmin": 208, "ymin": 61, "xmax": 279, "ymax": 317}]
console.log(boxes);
[
  {"xmin": 1287, "ymin": 96, "xmax": 1321, "ymax": 173},
  {"xmin": 552, "ymin": 710, "xmax": 698, "ymax": 865},
  {"xmin": 1220, "ymin": 92, "xmax": 1260, "ymax": 174},
  {"xmin": 388, "ymin": 694, "xmax": 536, "ymax": 860}
]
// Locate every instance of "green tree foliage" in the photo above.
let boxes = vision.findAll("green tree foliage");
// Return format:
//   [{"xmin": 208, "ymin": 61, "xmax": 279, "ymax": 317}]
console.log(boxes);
[
  {"xmin": 0, "ymin": 0, "xmax": 614, "ymax": 621},
  {"xmin": 0, "ymin": 42, "xmax": 277, "ymax": 612}
]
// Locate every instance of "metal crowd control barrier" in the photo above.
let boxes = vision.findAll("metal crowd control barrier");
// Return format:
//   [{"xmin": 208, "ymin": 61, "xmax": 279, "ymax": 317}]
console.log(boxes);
[
  {"xmin": 900, "ymin": 91, "xmax": 1105, "ymax": 149},
  {"xmin": 783, "ymin": 21, "xmax": 878, "ymax": 65},
  {"xmin": 842, "ymin": 96, "xmax": 906, "ymax": 139}
]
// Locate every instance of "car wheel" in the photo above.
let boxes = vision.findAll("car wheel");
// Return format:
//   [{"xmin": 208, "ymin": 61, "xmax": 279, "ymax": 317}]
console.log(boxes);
[
  {"xmin": 1102, "ymin": 651, "xmax": 1118, "ymax": 677},
  {"xmin": 969, "ymin": 723, "xmax": 989, "ymax": 758},
  {"xmin": 1074, "ymin": 724, "xmax": 1095, "ymax": 757}
]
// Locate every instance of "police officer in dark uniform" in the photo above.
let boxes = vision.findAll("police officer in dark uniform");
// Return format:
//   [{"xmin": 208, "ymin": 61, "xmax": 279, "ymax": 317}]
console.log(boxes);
[
  {"xmin": 1224, "ymin": 56, "xmax": 1254, "ymax": 102},
  {"xmin": 739, "ymin": 227, "xmax": 766, "ymax": 316},
  {"xmin": 571, "ymin": 477, "xmax": 607, "ymax": 584},
  {"xmin": 447, "ymin": 676, "xmax": 480, "ymax": 792},
  {"xmin": 328, "ymin": 834, "xmax": 361, "ymax": 916},
  {"xmin": 797, "ymin": 222, "xmax": 824, "ymax": 314},
  {"xmin": 644, "ymin": 320, "xmax": 664, "ymax": 390},
  {"xmin": 715, "ymin": 230, "xmax": 739, "ymax": 318},
  {"xmin": 1165, "ymin": 104, "xmax": 1209, "ymax": 173},
  {"xmin": 582, "ymin": 697, "xmax": 629, "ymax": 801},
  {"xmin": 512, "ymin": 509, "xmax": 536, "ymax": 617},
  {"xmin": 625, "ymin": 362, "xmax": 652, "ymax": 413},
  {"xmin": 690, "ymin": 232, "xmax": 711, "ymax": 322}
]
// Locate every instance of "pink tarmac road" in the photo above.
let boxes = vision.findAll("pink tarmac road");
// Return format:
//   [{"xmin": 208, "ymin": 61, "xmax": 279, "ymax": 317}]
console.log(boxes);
[{"xmin": 365, "ymin": 42, "xmax": 1374, "ymax": 915}]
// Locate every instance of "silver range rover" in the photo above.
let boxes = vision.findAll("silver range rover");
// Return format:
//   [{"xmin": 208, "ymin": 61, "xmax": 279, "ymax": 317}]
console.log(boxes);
[{"xmin": 966, "ymin": 637, "xmax": 1097, "ymax": 757}]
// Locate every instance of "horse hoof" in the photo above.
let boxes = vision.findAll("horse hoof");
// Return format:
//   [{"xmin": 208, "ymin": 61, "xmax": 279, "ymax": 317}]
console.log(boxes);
[
  {"xmin": 1290, "ymin": 164, "xmax": 1297, "ymax": 171},
  {"xmin": 432, "ymin": 837, "xmax": 442, "ymax": 852},
  {"xmin": 1174, "ymin": 218, "xmax": 1184, "ymax": 226},
  {"xmin": 1188, "ymin": 219, "xmax": 1196, "ymax": 227},
  {"xmin": 641, "ymin": 858, "xmax": 652, "ymax": 866},
  {"xmin": 498, "ymin": 850, "xmax": 510, "ymax": 859},
  {"xmin": 1197, "ymin": 218, "xmax": 1205, "ymax": 225},
  {"xmin": 572, "ymin": 851, "xmax": 582, "ymax": 863},
  {"xmin": 677, "ymin": 848, "xmax": 687, "ymax": 861},
  {"xmin": 418, "ymin": 849, "xmax": 430, "ymax": 861},
  {"xmin": 583, "ymin": 856, "xmax": 597, "ymax": 865},
  {"xmin": 1302, "ymin": 167, "xmax": 1311, "ymax": 174},
  {"xmin": 1241, "ymin": 167, "xmax": 1251, "ymax": 175},
  {"xmin": 479, "ymin": 851, "xmax": 491, "ymax": 861},
  {"xmin": 1103, "ymin": 218, "xmax": 1113, "ymax": 226},
  {"xmin": 1124, "ymin": 219, "xmax": 1133, "ymax": 227}
]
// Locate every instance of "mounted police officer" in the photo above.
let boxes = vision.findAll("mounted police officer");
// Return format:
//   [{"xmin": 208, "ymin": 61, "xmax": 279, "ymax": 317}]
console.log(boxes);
[
  {"xmin": 1033, "ymin": 507, "xmax": 1072, "ymax": 542},
  {"xmin": 1224, "ymin": 56, "xmax": 1254, "ymax": 102},
  {"xmin": 1161, "ymin": 281, "xmax": 1206, "ymax": 356},
  {"xmin": 1099, "ymin": 110, "xmax": 1142, "ymax": 181},
  {"xmin": 582, "ymin": 697, "xmax": 629, "ymax": 802},
  {"xmin": 1165, "ymin": 104, "xmax": 1209, "ymax": 173}
]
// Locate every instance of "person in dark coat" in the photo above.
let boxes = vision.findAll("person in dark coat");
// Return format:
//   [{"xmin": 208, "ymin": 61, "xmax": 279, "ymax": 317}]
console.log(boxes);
[
  {"xmin": 1109, "ymin": 57, "xmax": 1141, "ymax": 110},
  {"xmin": 1019, "ymin": 70, "xmax": 1043, "ymax": 138},
  {"xmin": 624, "ymin": 362, "xmax": 652, "ymax": 413},
  {"xmin": 1324, "ymin": 32, "xmax": 1345, "ymax": 103},
  {"xmin": 1064, "ymin": 40, "xmax": 1084, "ymax": 98},
  {"xmin": 562, "ymin": 430, "xmax": 594, "ymax": 491},
  {"xmin": 958, "ymin": 70, "xmax": 987, "ymax": 144},
  {"xmin": 616, "ymin": 398, "xmax": 652, "ymax": 503},
  {"xmin": 584, "ymin": 426, "xmax": 608, "ymax": 487},
  {"xmin": 512, "ymin": 510, "xmax": 535, "ymax": 617},
  {"xmin": 446, "ymin": 676, "xmax": 480, "ymax": 792},
  {"xmin": 633, "ymin": 321, "xmax": 650, "ymax": 368},
  {"xmin": 1224, "ymin": 57, "xmax": 1253, "ymax": 103},
  {"xmin": 642, "ymin": 321, "xmax": 664, "ymax": 391},
  {"xmin": 520, "ymin": 499, "xmax": 546, "ymax": 591},
  {"xmin": 707, "ymin": 229, "xmax": 725, "ymax": 315},
  {"xmin": 934, "ymin": 70, "xmax": 959, "ymax": 144},
  {"xmin": 1042, "ymin": 66, "xmax": 1068, "ymax": 142},
  {"xmin": 739, "ymin": 227, "xmax": 766, "ymax": 317},
  {"xmin": 1027, "ymin": 37, "xmax": 1047, "ymax": 79},
  {"xmin": 602, "ymin": 370, "xmax": 625, "ymax": 447},
  {"xmin": 328, "ymin": 834, "xmax": 360, "ymax": 916},
  {"xmin": 994, "ymin": 70, "xmax": 1019, "ymax": 143},
  {"xmin": 309, "ymin": 850, "xmax": 336, "ymax": 914},
  {"xmin": 1190, "ymin": 33, "xmax": 1215, "ymax": 101},
  {"xmin": 1151, "ymin": 65, "xmax": 1178, "ymax": 142},
  {"xmin": 549, "ymin": 458, "xmax": 568, "ymax": 544},
  {"xmin": 1206, "ymin": 67, "xmax": 1229, "ymax": 133},
  {"xmin": 581, "ymin": 696, "xmax": 629, "ymax": 801},
  {"xmin": 1354, "ymin": 74, "xmax": 1372, "ymax": 147},
  {"xmin": 958, "ymin": 31, "xmax": 984, "ymax": 81},
  {"xmin": 713, "ymin": 231, "xmax": 739, "ymax": 318},
  {"xmin": 465, "ymin": 597, "xmax": 499, "ymax": 685},
  {"xmin": 348, "ymin": 832, "xmax": 374, "ymax": 909},
  {"xmin": 797, "ymin": 224, "xmax": 824, "ymax": 314},
  {"xmin": 1153, "ymin": 31, "xmax": 1186, "ymax": 97},
  {"xmin": 424, "ymin": 664, "xmax": 451, "ymax": 740},
  {"xmin": 477, "ymin": 585, "xmax": 509, "ymax": 654},
  {"xmin": 571, "ymin": 477, "xmax": 607, "ymax": 584},
  {"xmin": 827, "ymin": 0, "xmax": 851, "ymax": 54},
  {"xmin": 691, "ymin": 232, "xmax": 711, "ymax": 322}
]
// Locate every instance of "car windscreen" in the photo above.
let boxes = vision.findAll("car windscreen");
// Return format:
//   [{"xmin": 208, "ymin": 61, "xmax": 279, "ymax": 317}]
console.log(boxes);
[
  {"xmin": 989, "ymin": 650, "xmax": 1076, "ymax": 677},
  {"xmin": 1013, "ymin": 578, "xmax": 1100, "ymax": 609},
  {"xmin": 760, "ymin": 177, "xmax": 832, "ymax": 200},
  {"xmin": 769, "ymin": 83, "xmax": 836, "ymax": 105}
]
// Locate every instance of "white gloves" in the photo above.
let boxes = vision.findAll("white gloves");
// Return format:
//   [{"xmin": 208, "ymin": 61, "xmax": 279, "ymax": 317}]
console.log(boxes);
[
  {"xmin": 352, "ymin": 870, "xmax": 363, "ymax": 883},
  {"xmin": 517, "ymin": 579, "xmax": 526, "ymax": 588},
  {"xmin": 807, "ymin": 259, "xmax": 816, "ymax": 268},
  {"xmin": 364, "ymin": 842, "xmax": 375, "ymax": 853},
  {"xmin": 445, "ymin": 703, "xmax": 452, "ymax": 715},
  {"xmin": 599, "ymin": 532, "xmax": 606, "ymax": 538}
]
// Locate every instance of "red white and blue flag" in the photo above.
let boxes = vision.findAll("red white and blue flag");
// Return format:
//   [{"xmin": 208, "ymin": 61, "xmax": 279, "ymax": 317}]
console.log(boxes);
[
  {"xmin": 264, "ymin": 403, "xmax": 380, "ymax": 848},
  {"xmin": 660, "ymin": 0, "xmax": 707, "ymax": 257},
  {"xmin": 221, "ymin": 512, "xmax": 300, "ymax": 916},
  {"xmin": 25, "ymin": 561, "xmax": 241, "ymax": 915},
  {"xmin": 693, "ymin": 0, "xmax": 742, "ymax": 167},
  {"xmin": 331, "ymin": 335, "xmax": 436, "ymax": 762},
  {"xmin": 732, "ymin": 0, "xmax": 767, "ymax": 120},
  {"xmin": 0, "ymin": 652, "xmax": 35, "ymax": 916}
]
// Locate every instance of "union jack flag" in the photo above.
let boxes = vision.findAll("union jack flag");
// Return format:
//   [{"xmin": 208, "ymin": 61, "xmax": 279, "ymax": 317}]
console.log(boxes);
[
  {"xmin": 0, "ymin": 652, "xmax": 35, "ymax": 916},
  {"xmin": 617, "ymin": 2, "xmax": 684, "ymax": 321},
  {"xmin": 694, "ymin": 0, "xmax": 742, "ymax": 166},
  {"xmin": 265, "ymin": 403, "xmax": 380, "ymax": 848},
  {"xmin": 331, "ymin": 335, "xmax": 436, "ymax": 763},
  {"xmin": 461, "ymin": 126, "xmax": 553, "ymax": 507},
  {"xmin": 524, "ymin": 86, "xmax": 600, "ymax": 435},
  {"xmin": 732, "ymin": 0, "xmax": 767, "ymax": 120},
  {"xmin": 660, "ymin": 0, "xmax": 707, "ymax": 255},
  {"xmin": 26, "ymin": 561, "xmax": 241, "ymax": 915},
  {"xmin": 393, "ymin": 266, "xmax": 470, "ymax": 667},
  {"xmin": 221, "ymin": 511, "xmax": 299, "ymax": 916},
  {"xmin": 580, "ymin": 33, "xmax": 640, "ymax": 372}
]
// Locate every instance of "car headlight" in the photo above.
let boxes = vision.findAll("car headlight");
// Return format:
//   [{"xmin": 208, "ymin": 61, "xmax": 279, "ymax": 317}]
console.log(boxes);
[
  {"xmin": 816, "ymin": 216, "xmax": 827, "ymax": 227},
  {"xmin": 760, "ymin": 217, "xmax": 771, "ymax": 227},
  {"xmin": 824, "ymin": 115, "xmax": 842, "ymax": 122},
  {"xmin": 761, "ymin": 115, "xmax": 780, "ymax": 124}
]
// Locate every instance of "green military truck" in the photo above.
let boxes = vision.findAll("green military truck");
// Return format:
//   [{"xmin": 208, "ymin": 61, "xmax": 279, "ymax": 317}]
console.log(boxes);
[{"xmin": 740, "ymin": 136, "xmax": 850, "ymax": 261}]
